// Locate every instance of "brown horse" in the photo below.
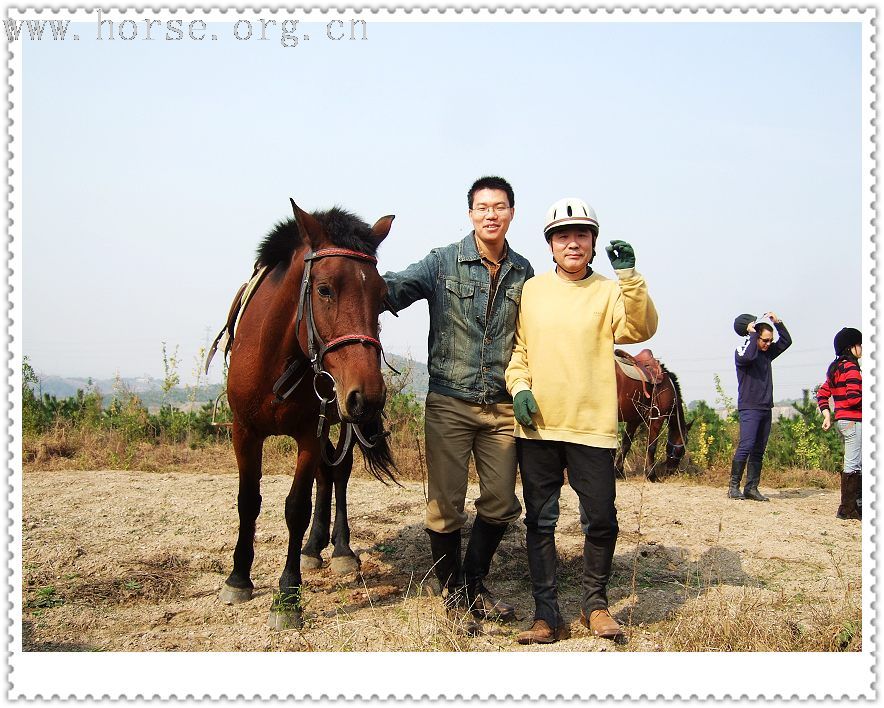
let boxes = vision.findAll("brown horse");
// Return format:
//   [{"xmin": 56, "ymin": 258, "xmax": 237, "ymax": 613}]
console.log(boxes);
[
  {"xmin": 213, "ymin": 200, "xmax": 396, "ymax": 630},
  {"xmin": 615, "ymin": 360, "xmax": 691, "ymax": 482}
]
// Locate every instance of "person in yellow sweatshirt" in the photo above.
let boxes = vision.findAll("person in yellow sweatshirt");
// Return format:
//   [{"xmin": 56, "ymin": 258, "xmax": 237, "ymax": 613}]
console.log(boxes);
[{"xmin": 505, "ymin": 197, "xmax": 658, "ymax": 644}]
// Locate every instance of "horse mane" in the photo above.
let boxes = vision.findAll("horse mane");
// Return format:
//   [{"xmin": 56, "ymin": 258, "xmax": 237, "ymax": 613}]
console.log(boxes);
[
  {"xmin": 662, "ymin": 364, "xmax": 687, "ymax": 425},
  {"xmin": 255, "ymin": 207, "xmax": 379, "ymax": 269}
]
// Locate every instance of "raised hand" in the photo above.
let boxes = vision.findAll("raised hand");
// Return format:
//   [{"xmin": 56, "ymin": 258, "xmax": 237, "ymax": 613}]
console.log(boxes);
[{"xmin": 605, "ymin": 240, "xmax": 636, "ymax": 270}]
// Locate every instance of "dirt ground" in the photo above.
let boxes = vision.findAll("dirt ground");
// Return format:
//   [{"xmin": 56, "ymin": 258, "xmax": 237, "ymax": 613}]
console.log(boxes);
[{"xmin": 21, "ymin": 467, "xmax": 861, "ymax": 652}]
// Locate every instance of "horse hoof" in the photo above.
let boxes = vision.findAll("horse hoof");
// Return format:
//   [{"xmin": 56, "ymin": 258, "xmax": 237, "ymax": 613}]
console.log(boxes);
[
  {"xmin": 300, "ymin": 555, "xmax": 323, "ymax": 571},
  {"xmin": 219, "ymin": 583, "xmax": 253, "ymax": 605},
  {"xmin": 268, "ymin": 608, "xmax": 303, "ymax": 631},
  {"xmin": 329, "ymin": 555, "xmax": 360, "ymax": 575}
]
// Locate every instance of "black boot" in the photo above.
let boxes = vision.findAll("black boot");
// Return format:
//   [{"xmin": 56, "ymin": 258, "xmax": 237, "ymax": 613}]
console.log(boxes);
[
  {"xmin": 525, "ymin": 528, "xmax": 562, "ymax": 628},
  {"xmin": 836, "ymin": 473, "xmax": 861, "ymax": 520},
  {"xmin": 854, "ymin": 473, "xmax": 863, "ymax": 519},
  {"xmin": 582, "ymin": 534, "xmax": 616, "ymax": 615},
  {"xmin": 463, "ymin": 517, "xmax": 516, "ymax": 621},
  {"xmin": 426, "ymin": 529, "xmax": 480, "ymax": 635},
  {"xmin": 743, "ymin": 460, "xmax": 769, "ymax": 502},
  {"xmin": 728, "ymin": 458, "xmax": 746, "ymax": 499}
]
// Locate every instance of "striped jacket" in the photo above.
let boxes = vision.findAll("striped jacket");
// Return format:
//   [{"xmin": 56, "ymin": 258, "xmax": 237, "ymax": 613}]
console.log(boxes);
[{"xmin": 816, "ymin": 358, "xmax": 862, "ymax": 422}]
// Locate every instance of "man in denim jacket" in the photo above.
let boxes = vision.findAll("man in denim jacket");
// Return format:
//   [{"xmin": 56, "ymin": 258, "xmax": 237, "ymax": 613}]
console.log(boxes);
[{"xmin": 384, "ymin": 176, "xmax": 534, "ymax": 632}]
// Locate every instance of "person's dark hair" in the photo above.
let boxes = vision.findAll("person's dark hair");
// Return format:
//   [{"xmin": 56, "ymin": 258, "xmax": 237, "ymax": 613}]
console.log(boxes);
[
  {"xmin": 826, "ymin": 328, "xmax": 862, "ymax": 386},
  {"xmin": 826, "ymin": 351, "xmax": 860, "ymax": 387},
  {"xmin": 756, "ymin": 322, "xmax": 774, "ymax": 336},
  {"xmin": 468, "ymin": 176, "xmax": 515, "ymax": 209}
]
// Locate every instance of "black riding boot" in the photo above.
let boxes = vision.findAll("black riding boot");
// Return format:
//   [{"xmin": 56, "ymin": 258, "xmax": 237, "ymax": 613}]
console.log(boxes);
[
  {"xmin": 525, "ymin": 528, "xmax": 562, "ymax": 628},
  {"xmin": 728, "ymin": 458, "xmax": 746, "ymax": 499},
  {"xmin": 743, "ymin": 460, "xmax": 769, "ymax": 502},
  {"xmin": 836, "ymin": 473, "xmax": 862, "ymax": 520},
  {"xmin": 582, "ymin": 534, "xmax": 616, "ymax": 614},
  {"xmin": 426, "ymin": 529, "xmax": 480, "ymax": 635},
  {"xmin": 463, "ymin": 517, "xmax": 516, "ymax": 620}
]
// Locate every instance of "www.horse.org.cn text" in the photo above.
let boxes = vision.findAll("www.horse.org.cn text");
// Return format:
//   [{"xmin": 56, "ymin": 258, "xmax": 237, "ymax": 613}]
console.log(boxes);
[{"xmin": 4, "ymin": 13, "xmax": 369, "ymax": 49}]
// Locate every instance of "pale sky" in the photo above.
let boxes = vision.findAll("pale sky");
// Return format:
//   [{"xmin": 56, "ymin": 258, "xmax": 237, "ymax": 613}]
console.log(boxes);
[{"xmin": 20, "ymin": 15, "xmax": 865, "ymax": 404}]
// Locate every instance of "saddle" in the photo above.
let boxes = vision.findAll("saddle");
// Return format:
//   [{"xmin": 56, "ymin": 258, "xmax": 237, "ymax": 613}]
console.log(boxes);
[
  {"xmin": 614, "ymin": 348, "xmax": 665, "ymax": 399},
  {"xmin": 204, "ymin": 264, "xmax": 270, "ymax": 374}
]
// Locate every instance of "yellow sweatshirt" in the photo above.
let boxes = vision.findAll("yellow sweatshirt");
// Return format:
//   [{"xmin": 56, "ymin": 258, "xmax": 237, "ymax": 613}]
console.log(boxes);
[{"xmin": 505, "ymin": 267, "xmax": 658, "ymax": 448}]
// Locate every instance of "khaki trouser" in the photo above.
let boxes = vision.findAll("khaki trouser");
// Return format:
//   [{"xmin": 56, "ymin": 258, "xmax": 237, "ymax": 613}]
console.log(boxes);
[{"xmin": 424, "ymin": 391, "xmax": 521, "ymax": 533}]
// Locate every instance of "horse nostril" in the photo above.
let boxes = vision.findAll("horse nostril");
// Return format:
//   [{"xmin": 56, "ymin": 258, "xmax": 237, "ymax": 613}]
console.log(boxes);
[{"xmin": 347, "ymin": 390, "xmax": 365, "ymax": 418}]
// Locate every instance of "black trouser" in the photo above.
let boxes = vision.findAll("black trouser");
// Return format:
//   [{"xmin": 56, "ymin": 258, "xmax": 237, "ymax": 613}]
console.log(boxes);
[{"xmin": 517, "ymin": 439, "xmax": 618, "ymax": 625}]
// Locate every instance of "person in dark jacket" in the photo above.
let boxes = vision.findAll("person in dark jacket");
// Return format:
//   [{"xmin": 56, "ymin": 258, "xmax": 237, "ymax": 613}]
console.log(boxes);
[
  {"xmin": 729, "ymin": 312, "xmax": 792, "ymax": 501},
  {"xmin": 383, "ymin": 176, "xmax": 534, "ymax": 634},
  {"xmin": 817, "ymin": 327, "xmax": 862, "ymax": 520}
]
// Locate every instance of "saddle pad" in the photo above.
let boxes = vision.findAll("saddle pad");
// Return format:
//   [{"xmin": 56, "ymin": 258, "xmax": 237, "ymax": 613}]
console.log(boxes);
[
  {"xmin": 615, "ymin": 355, "xmax": 647, "ymax": 382},
  {"xmin": 232, "ymin": 265, "xmax": 269, "ymax": 338}
]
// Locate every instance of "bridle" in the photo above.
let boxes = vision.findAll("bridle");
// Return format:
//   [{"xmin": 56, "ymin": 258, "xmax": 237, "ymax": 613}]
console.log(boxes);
[
  {"xmin": 628, "ymin": 375, "xmax": 687, "ymax": 467},
  {"xmin": 297, "ymin": 248, "xmax": 383, "ymax": 366},
  {"xmin": 271, "ymin": 247, "xmax": 389, "ymax": 466}
]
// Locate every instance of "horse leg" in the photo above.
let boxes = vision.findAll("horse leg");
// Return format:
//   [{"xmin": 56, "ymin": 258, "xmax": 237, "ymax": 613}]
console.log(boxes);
[
  {"xmin": 329, "ymin": 444, "xmax": 359, "ymax": 575},
  {"xmin": 616, "ymin": 421, "xmax": 638, "ymax": 480},
  {"xmin": 268, "ymin": 442, "xmax": 317, "ymax": 630},
  {"xmin": 220, "ymin": 423, "xmax": 264, "ymax": 604},
  {"xmin": 300, "ymin": 451, "xmax": 333, "ymax": 571},
  {"xmin": 645, "ymin": 418, "xmax": 663, "ymax": 482}
]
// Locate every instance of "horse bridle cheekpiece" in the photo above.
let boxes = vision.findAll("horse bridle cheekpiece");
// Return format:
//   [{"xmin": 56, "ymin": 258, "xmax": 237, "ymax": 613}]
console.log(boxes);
[{"xmin": 272, "ymin": 248, "xmax": 388, "ymax": 466}]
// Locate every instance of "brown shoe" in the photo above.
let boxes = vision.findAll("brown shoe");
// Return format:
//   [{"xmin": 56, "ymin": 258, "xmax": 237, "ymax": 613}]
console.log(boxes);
[
  {"xmin": 581, "ymin": 608, "xmax": 623, "ymax": 639},
  {"xmin": 516, "ymin": 619, "xmax": 571, "ymax": 645}
]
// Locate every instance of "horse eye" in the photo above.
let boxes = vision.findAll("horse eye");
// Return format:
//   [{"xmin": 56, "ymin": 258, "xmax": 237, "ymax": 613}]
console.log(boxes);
[{"xmin": 317, "ymin": 284, "xmax": 333, "ymax": 298}]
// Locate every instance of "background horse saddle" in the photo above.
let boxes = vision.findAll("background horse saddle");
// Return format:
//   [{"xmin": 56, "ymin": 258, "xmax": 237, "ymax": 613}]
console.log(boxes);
[{"xmin": 614, "ymin": 348, "xmax": 665, "ymax": 395}]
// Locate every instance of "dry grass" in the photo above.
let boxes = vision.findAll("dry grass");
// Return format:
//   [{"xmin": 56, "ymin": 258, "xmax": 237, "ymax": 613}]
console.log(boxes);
[
  {"xmin": 25, "ymin": 429, "xmax": 836, "ymax": 490},
  {"xmin": 22, "ymin": 468, "xmax": 861, "ymax": 653},
  {"xmin": 657, "ymin": 584, "xmax": 860, "ymax": 652},
  {"xmin": 283, "ymin": 576, "xmax": 479, "ymax": 652},
  {"xmin": 25, "ymin": 551, "xmax": 193, "ymax": 610}
]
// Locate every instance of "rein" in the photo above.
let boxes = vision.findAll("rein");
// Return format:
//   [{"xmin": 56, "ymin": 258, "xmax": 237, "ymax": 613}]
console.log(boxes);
[
  {"xmin": 632, "ymin": 374, "xmax": 686, "ymax": 462},
  {"xmin": 272, "ymin": 247, "xmax": 389, "ymax": 466}
]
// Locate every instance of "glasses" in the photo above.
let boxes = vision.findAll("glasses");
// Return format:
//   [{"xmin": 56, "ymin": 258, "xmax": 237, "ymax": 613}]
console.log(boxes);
[
  {"xmin": 758, "ymin": 337, "xmax": 774, "ymax": 344},
  {"xmin": 470, "ymin": 205, "xmax": 511, "ymax": 216}
]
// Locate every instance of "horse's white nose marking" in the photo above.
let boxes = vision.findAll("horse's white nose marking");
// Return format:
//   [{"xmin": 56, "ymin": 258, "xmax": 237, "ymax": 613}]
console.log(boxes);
[{"xmin": 361, "ymin": 271, "xmax": 366, "ymax": 284}]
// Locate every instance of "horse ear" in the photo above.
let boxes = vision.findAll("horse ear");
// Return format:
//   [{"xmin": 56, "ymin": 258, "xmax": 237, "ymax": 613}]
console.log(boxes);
[
  {"xmin": 290, "ymin": 199, "xmax": 326, "ymax": 248},
  {"xmin": 368, "ymin": 215, "xmax": 395, "ymax": 247}
]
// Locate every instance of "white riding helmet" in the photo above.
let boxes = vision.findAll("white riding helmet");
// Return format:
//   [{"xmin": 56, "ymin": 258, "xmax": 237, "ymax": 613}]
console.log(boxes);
[{"xmin": 543, "ymin": 197, "xmax": 599, "ymax": 240}]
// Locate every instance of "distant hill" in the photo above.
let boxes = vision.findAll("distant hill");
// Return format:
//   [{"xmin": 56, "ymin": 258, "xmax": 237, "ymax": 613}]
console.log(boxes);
[
  {"xmin": 29, "ymin": 354, "xmax": 430, "ymax": 411},
  {"xmin": 386, "ymin": 353, "xmax": 429, "ymax": 398}
]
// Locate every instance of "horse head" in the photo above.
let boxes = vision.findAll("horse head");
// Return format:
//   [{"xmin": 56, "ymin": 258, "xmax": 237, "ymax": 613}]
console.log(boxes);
[
  {"xmin": 664, "ymin": 411, "xmax": 693, "ymax": 472},
  {"xmin": 290, "ymin": 199, "xmax": 395, "ymax": 423}
]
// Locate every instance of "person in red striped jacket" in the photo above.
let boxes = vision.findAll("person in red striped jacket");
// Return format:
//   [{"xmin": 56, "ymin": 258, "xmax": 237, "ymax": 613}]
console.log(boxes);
[{"xmin": 817, "ymin": 327, "xmax": 862, "ymax": 520}]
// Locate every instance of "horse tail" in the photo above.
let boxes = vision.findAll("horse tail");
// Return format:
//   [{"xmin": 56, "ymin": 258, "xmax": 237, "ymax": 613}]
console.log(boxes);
[{"xmin": 355, "ymin": 417, "xmax": 400, "ymax": 486}]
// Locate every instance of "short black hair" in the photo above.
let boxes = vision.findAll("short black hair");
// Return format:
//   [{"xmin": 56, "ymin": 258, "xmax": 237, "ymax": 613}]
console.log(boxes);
[
  {"xmin": 468, "ymin": 176, "xmax": 515, "ymax": 209},
  {"xmin": 756, "ymin": 322, "xmax": 774, "ymax": 336}
]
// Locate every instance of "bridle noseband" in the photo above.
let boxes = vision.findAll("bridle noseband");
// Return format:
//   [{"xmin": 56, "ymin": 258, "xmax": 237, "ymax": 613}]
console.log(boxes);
[{"xmin": 272, "ymin": 247, "xmax": 389, "ymax": 466}]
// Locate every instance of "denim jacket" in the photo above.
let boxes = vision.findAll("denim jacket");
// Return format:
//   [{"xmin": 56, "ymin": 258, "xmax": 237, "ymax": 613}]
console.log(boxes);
[{"xmin": 384, "ymin": 233, "xmax": 534, "ymax": 404}]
